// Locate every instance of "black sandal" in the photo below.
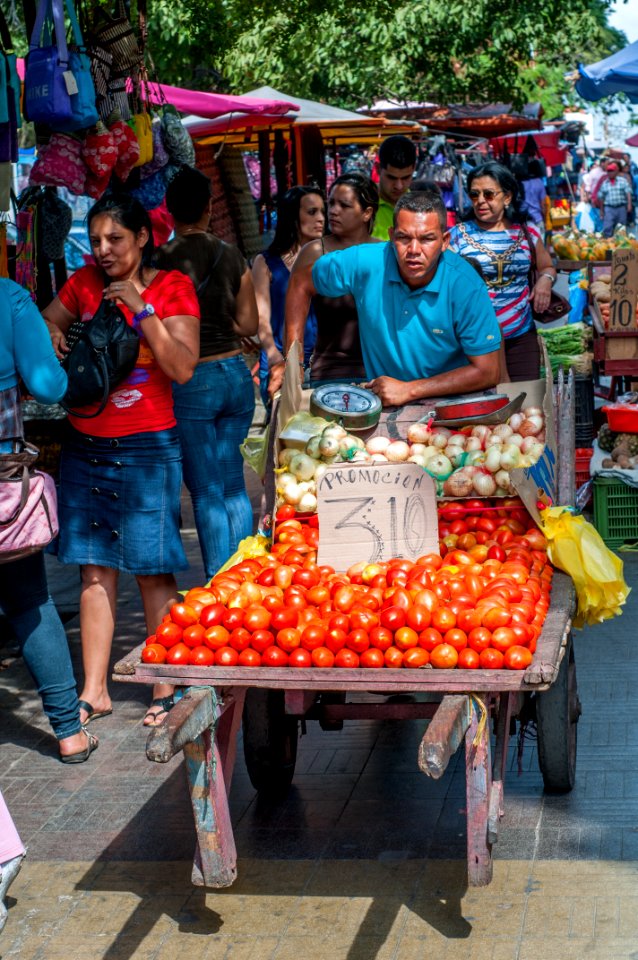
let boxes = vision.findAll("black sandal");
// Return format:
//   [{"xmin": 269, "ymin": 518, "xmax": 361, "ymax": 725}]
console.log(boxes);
[
  {"xmin": 60, "ymin": 727, "xmax": 99, "ymax": 764},
  {"xmin": 143, "ymin": 696, "xmax": 174, "ymax": 727}
]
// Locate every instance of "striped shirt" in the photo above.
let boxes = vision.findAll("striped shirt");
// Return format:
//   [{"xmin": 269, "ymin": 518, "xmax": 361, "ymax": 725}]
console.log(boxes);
[{"xmin": 449, "ymin": 221, "xmax": 540, "ymax": 340}]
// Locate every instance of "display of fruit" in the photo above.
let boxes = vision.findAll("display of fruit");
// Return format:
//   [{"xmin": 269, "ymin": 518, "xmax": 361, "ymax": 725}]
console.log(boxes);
[
  {"xmin": 141, "ymin": 500, "xmax": 551, "ymax": 672},
  {"xmin": 597, "ymin": 424, "xmax": 638, "ymax": 457},
  {"xmin": 551, "ymin": 226, "xmax": 638, "ymax": 262}
]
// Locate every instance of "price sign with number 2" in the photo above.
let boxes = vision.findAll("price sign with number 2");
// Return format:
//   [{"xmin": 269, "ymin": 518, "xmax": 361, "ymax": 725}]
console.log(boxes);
[
  {"xmin": 609, "ymin": 248, "xmax": 638, "ymax": 331},
  {"xmin": 316, "ymin": 463, "xmax": 439, "ymax": 570}
]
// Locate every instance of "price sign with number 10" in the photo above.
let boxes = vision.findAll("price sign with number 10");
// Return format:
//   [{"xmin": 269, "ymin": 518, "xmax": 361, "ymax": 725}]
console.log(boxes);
[{"xmin": 609, "ymin": 248, "xmax": 638, "ymax": 331}]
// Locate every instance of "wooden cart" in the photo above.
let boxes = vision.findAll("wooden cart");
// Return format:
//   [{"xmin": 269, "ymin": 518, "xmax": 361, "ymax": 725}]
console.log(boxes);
[{"xmin": 113, "ymin": 571, "xmax": 578, "ymax": 889}]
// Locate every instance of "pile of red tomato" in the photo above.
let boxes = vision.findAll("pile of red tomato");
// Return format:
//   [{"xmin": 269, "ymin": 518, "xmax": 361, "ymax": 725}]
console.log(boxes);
[{"xmin": 141, "ymin": 498, "xmax": 552, "ymax": 672}]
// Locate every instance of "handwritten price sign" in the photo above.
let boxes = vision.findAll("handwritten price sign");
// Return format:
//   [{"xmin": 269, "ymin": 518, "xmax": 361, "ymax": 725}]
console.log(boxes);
[
  {"xmin": 316, "ymin": 463, "xmax": 439, "ymax": 570},
  {"xmin": 609, "ymin": 248, "xmax": 638, "ymax": 331}
]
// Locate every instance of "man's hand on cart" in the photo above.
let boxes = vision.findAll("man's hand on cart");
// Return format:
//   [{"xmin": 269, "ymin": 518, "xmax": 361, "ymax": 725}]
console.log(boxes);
[{"xmin": 363, "ymin": 376, "xmax": 412, "ymax": 407}]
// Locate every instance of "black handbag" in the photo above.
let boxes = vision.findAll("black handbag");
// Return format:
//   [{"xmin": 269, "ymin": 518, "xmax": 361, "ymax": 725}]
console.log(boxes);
[
  {"xmin": 61, "ymin": 297, "xmax": 140, "ymax": 417},
  {"xmin": 523, "ymin": 224, "xmax": 570, "ymax": 324}
]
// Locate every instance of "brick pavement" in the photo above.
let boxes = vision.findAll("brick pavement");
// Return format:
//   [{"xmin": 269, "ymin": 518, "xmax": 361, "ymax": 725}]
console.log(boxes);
[{"xmin": 2, "ymin": 446, "xmax": 638, "ymax": 957}]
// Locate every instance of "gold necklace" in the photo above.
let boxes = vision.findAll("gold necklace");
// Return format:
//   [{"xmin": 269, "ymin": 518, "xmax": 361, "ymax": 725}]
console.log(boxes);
[{"xmin": 457, "ymin": 223, "xmax": 525, "ymax": 288}]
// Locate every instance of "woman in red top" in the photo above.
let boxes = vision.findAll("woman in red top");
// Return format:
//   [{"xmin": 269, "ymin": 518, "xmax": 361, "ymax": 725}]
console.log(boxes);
[{"xmin": 44, "ymin": 194, "xmax": 200, "ymax": 727}]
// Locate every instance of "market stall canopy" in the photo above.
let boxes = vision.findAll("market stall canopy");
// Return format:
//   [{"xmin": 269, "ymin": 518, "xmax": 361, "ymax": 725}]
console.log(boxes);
[
  {"xmin": 425, "ymin": 103, "xmax": 543, "ymax": 138},
  {"xmin": 576, "ymin": 41, "xmax": 638, "ymax": 104},
  {"xmin": 185, "ymin": 85, "xmax": 424, "ymax": 144},
  {"xmin": 626, "ymin": 131, "xmax": 638, "ymax": 148},
  {"xmin": 489, "ymin": 128, "xmax": 568, "ymax": 166}
]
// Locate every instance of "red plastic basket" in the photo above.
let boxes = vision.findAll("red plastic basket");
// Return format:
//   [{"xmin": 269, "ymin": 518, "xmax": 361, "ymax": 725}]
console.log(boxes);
[
  {"xmin": 603, "ymin": 405, "xmax": 638, "ymax": 433},
  {"xmin": 575, "ymin": 447, "xmax": 593, "ymax": 489}
]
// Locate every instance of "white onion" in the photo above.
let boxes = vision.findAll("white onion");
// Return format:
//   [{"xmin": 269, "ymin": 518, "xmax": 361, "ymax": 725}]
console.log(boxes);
[
  {"xmin": 518, "ymin": 416, "xmax": 544, "ymax": 437},
  {"xmin": 319, "ymin": 435, "xmax": 341, "ymax": 458},
  {"xmin": 425, "ymin": 453, "xmax": 453, "ymax": 479},
  {"xmin": 523, "ymin": 406, "xmax": 543, "ymax": 419},
  {"xmin": 283, "ymin": 481, "xmax": 303, "ymax": 504},
  {"xmin": 464, "ymin": 450, "xmax": 485, "ymax": 467},
  {"xmin": 407, "ymin": 422, "xmax": 431, "ymax": 444},
  {"xmin": 370, "ymin": 453, "xmax": 389, "ymax": 463},
  {"xmin": 366, "ymin": 435, "xmax": 391, "ymax": 455},
  {"xmin": 289, "ymin": 452, "xmax": 318, "ymax": 481},
  {"xmin": 472, "ymin": 472, "xmax": 497, "ymax": 496},
  {"xmin": 520, "ymin": 436, "xmax": 538, "ymax": 454},
  {"xmin": 495, "ymin": 469, "xmax": 511, "ymax": 490},
  {"xmin": 297, "ymin": 492, "xmax": 318, "ymax": 513},
  {"xmin": 386, "ymin": 440, "xmax": 411, "ymax": 462},
  {"xmin": 508, "ymin": 433, "xmax": 524, "ymax": 449},
  {"xmin": 485, "ymin": 434, "xmax": 503, "ymax": 448},
  {"xmin": 444, "ymin": 445, "xmax": 466, "ymax": 467},
  {"xmin": 314, "ymin": 464, "xmax": 328, "ymax": 480},
  {"xmin": 278, "ymin": 448, "xmax": 297, "ymax": 467},
  {"xmin": 492, "ymin": 423, "xmax": 513, "ymax": 440},
  {"xmin": 410, "ymin": 442, "xmax": 427, "ymax": 455},
  {"xmin": 499, "ymin": 444, "xmax": 521, "ymax": 470},
  {"xmin": 408, "ymin": 454, "xmax": 426, "ymax": 467},
  {"xmin": 484, "ymin": 446, "xmax": 502, "ymax": 473},
  {"xmin": 471, "ymin": 425, "xmax": 491, "ymax": 442},
  {"xmin": 443, "ymin": 471, "xmax": 475, "ymax": 498},
  {"xmin": 465, "ymin": 436, "xmax": 483, "ymax": 452},
  {"xmin": 431, "ymin": 431, "xmax": 450, "ymax": 449},
  {"xmin": 278, "ymin": 471, "xmax": 296, "ymax": 487},
  {"xmin": 448, "ymin": 432, "xmax": 468, "ymax": 448},
  {"xmin": 526, "ymin": 441, "xmax": 545, "ymax": 464},
  {"xmin": 420, "ymin": 446, "xmax": 440, "ymax": 464},
  {"xmin": 322, "ymin": 423, "xmax": 347, "ymax": 440},
  {"xmin": 509, "ymin": 413, "xmax": 524, "ymax": 432}
]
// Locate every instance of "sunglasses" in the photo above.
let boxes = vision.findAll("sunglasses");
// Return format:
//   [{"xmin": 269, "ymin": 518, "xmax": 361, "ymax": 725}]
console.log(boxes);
[{"xmin": 469, "ymin": 189, "xmax": 503, "ymax": 202}]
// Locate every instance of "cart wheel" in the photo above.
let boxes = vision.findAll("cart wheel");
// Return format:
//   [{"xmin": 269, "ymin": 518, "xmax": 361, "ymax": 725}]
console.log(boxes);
[
  {"xmin": 536, "ymin": 634, "xmax": 581, "ymax": 793},
  {"xmin": 242, "ymin": 689, "xmax": 298, "ymax": 797}
]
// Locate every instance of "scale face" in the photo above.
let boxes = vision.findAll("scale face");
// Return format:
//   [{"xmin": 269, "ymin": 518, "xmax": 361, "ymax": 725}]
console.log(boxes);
[{"xmin": 310, "ymin": 383, "xmax": 382, "ymax": 431}]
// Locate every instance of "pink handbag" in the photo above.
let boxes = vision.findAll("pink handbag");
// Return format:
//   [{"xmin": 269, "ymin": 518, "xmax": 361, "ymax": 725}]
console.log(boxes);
[
  {"xmin": 0, "ymin": 441, "xmax": 59, "ymax": 563},
  {"xmin": 29, "ymin": 133, "xmax": 87, "ymax": 196}
]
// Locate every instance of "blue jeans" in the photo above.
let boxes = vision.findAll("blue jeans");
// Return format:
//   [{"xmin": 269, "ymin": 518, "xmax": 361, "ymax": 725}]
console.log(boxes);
[
  {"xmin": 0, "ymin": 552, "xmax": 81, "ymax": 741},
  {"xmin": 173, "ymin": 355, "xmax": 256, "ymax": 580}
]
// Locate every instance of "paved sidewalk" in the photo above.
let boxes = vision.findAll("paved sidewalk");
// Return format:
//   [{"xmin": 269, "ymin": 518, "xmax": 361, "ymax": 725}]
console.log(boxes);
[{"xmin": 1, "ymin": 456, "xmax": 638, "ymax": 958}]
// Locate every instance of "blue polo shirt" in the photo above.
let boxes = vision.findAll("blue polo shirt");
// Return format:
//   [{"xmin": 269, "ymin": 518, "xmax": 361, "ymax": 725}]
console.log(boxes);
[{"xmin": 312, "ymin": 243, "xmax": 501, "ymax": 381}]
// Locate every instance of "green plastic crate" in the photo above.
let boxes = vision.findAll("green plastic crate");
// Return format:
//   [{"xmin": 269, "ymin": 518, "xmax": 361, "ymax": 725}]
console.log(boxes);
[{"xmin": 593, "ymin": 478, "xmax": 638, "ymax": 549}]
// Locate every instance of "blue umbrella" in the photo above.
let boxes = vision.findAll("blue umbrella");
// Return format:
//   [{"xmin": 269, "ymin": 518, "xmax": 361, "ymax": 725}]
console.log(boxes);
[{"xmin": 576, "ymin": 41, "xmax": 638, "ymax": 103}]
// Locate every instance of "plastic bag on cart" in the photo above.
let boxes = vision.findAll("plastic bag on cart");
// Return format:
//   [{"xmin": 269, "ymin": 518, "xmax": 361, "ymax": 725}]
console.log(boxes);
[
  {"xmin": 205, "ymin": 534, "xmax": 271, "ymax": 586},
  {"xmin": 240, "ymin": 425, "xmax": 270, "ymax": 479},
  {"xmin": 538, "ymin": 507, "xmax": 630, "ymax": 626}
]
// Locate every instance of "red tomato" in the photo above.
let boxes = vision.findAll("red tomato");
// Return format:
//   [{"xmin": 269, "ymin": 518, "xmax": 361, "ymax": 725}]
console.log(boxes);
[
  {"xmin": 335, "ymin": 648, "xmax": 360, "ymax": 668},
  {"xmin": 350, "ymin": 609, "xmax": 379, "ymax": 632},
  {"xmin": 394, "ymin": 626, "xmax": 419, "ymax": 651},
  {"xmin": 242, "ymin": 605, "xmax": 271, "ymax": 632},
  {"xmin": 380, "ymin": 606, "xmax": 406, "ymax": 632},
  {"xmin": 214, "ymin": 646, "xmax": 239, "ymax": 666},
  {"xmin": 487, "ymin": 544, "xmax": 506, "ymax": 562},
  {"xmin": 429, "ymin": 643, "xmax": 459, "ymax": 669},
  {"xmin": 293, "ymin": 567, "xmax": 320, "ymax": 589},
  {"xmin": 418, "ymin": 627, "xmax": 444, "ymax": 652},
  {"xmin": 346, "ymin": 628, "xmax": 370, "ymax": 654},
  {"xmin": 405, "ymin": 604, "xmax": 431, "ymax": 631},
  {"xmin": 261, "ymin": 645, "xmax": 289, "ymax": 667},
  {"xmin": 189, "ymin": 645, "xmax": 215, "ymax": 667},
  {"xmin": 325, "ymin": 627, "xmax": 348, "ymax": 654},
  {"xmin": 141, "ymin": 643, "xmax": 167, "ymax": 664},
  {"xmin": 276, "ymin": 504, "xmax": 297, "ymax": 521},
  {"xmin": 222, "ymin": 608, "xmax": 245, "ymax": 631},
  {"xmin": 457, "ymin": 647, "xmax": 480, "ymax": 669},
  {"xmin": 276, "ymin": 627, "xmax": 302, "ymax": 652},
  {"xmin": 203, "ymin": 624, "xmax": 230, "ymax": 651},
  {"xmin": 311, "ymin": 646, "xmax": 335, "ymax": 668},
  {"xmin": 431, "ymin": 607, "xmax": 456, "ymax": 632},
  {"xmin": 504, "ymin": 645, "xmax": 533, "ymax": 670},
  {"xmin": 369, "ymin": 625, "xmax": 393, "ymax": 651},
  {"xmin": 328, "ymin": 613, "xmax": 350, "ymax": 633},
  {"xmin": 155, "ymin": 621, "xmax": 184, "ymax": 648},
  {"xmin": 333, "ymin": 584, "xmax": 357, "ymax": 613},
  {"xmin": 270, "ymin": 607, "xmax": 299, "ymax": 631},
  {"xmin": 307, "ymin": 513, "xmax": 319, "ymax": 528},
  {"xmin": 250, "ymin": 628, "xmax": 275, "ymax": 653},
  {"xmin": 238, "ymin": 647, "xmax": 262, "ymax": 667},
  {"xmin": 170, "ymin": 603, "xmax": 199, "ymax": 628},
  {"xmin": 300, "ymin": 623, "xmax": 327, "ymax": 651},
  {"xmin": 180, "ymin": 624, "xmax": 204, "ymax": 649},
  {"xmin": 306, "ymin": 584, "xmax": 330, "ymax": 606},
  {"xmin": 198, "ymin": 603, "xmax": 226, "ymax": 629},
  {"xmin": 449, "ymin": 519, "xmax": 469, "ymax": 536},
  {"xmin": 257, "ymin": 567, "xmax": 276, "ymax": 587},
  {"xmin": 490, "ymin": 627, "xmax": 517, "ymax": 653},
  {"xmin": 384, "ymin": 646, "xmax": 404, "ymax": 668},
  {"xmin": 456, "ymin": 608, "xmax": 481, "ymax": 633},
  {"xmin": 402, "ymin": 647, "xmax": 430, "ymax": 668},
  {"xmin": 360, "ymin": 647, "xmax": 385, "ymax": 668},
  {"xmin": 166, "ymin": 642, "xmax": 191, "ymax": 665},
  {"xmin": 443, "ymin": 628, "xmax": 468, "ymax": 652},
  {"xmin": 262, "ymin": 594, "xmax": 284, "ymax": 613},
  {"xmin": 288, "ymin": 647, "xmax": 312, "ymax": 668},
  {"xmin": 482, "ymin": 606, "xmax": 512, "ymax": 630},
  {"xmin": 228, "ymin": 627, "xmax": 252, "ymax": 652},
  {"xmin": 467, "ymin": 626, "xmax": 493, "ymax": 653},
  {"xmin": 479, "ymin": 648, "xmax": 504, "ymax": 669}
]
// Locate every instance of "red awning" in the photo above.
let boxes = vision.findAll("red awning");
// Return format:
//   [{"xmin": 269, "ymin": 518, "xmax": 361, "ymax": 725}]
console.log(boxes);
[{"xmin": 489, "ymin": 129, "xmax": 568, "ymax": 166}]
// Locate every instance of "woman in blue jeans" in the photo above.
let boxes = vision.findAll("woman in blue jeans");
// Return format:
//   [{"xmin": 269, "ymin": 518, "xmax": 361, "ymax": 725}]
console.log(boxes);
[
  {"xmin": 0, "ymin": 279, "xmax": 96, "ymax": 762},
  {"xmin": 156, "ymin": 166, "xmax": 258, "ymax": 580}
]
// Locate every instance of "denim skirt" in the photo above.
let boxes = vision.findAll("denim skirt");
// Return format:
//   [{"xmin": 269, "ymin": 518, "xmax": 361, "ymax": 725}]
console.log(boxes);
[{"xmin": 57, "ymin": 427, "xmax": 188, "ymax": 574}]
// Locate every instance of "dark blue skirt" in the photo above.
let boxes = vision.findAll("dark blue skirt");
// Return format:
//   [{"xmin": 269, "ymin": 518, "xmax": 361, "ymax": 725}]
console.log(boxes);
[{"xmin": 57, "ymin": 427, "xmax": 188, "ymax": 574}]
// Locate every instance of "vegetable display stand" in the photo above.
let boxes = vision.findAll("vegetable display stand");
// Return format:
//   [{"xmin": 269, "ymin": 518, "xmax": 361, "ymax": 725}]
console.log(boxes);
[
  {"xmin": 591, "ymin": 303, "xmax": 638, "ymax": 378},
  {"xmin": 113, "ymin": 573, "xmax": 577, "ymax": 889}
]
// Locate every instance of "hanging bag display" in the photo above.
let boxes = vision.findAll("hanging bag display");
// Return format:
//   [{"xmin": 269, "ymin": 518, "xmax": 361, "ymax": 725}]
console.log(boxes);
[
  {"xmin": 0, "ymin": 8, "xmax": 21, "ymax": 126},
  {"xmin": 90, "ymin": 0, "xmax": 141, "ymax": 78},
  {"xmin": 24, "ymin": 0, "xmax": 98, "ymax": 132},
  {"xmin": 0, "ymin": 429, "xmax": 59, "ymax": 564},
  {"xmin": 61, "ymin": 297, "xmax": 140, "ymax": 417}
]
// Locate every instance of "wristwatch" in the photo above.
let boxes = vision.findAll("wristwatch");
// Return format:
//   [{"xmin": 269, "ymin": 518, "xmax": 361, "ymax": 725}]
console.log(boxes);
[
  {"xmin": 538, "ymin": 272, "xmax": 556, "ymax": 286},
  {"xmin": 133, "ymin": 303, "xmax": 156, "ymax": 324}
]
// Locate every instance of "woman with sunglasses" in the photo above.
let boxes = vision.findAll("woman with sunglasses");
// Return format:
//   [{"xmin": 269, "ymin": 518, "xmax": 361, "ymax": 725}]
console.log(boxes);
[{"xmin": 449, "ymin": 161, "xmax": 556, "ymax": 381}]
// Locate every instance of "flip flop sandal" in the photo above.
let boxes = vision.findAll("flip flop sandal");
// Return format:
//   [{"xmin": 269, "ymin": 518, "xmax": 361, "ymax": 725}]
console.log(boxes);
[
  {"xmin": 143, "ymin": 696, "xmax": 174, "ymax": 727},
  {"xmin": 78, "ymin": 699, "xmax": 113, "ymax": 724},
  {"xmin": 60, "ymin": 727, "xmax": 99, "ymax": 764}
]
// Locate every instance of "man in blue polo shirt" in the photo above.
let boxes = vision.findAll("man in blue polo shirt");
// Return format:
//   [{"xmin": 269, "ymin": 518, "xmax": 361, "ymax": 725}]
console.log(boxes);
[{"xmin": 288, "ymin": 189, "xmax": 502, "ymax": 407}]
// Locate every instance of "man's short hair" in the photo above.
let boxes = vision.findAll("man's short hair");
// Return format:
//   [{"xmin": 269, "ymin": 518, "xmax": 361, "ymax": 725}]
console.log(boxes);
[
  {"xmin": 379, "ymin": 135, "xmax": 417, "ymax": 171},
  {"xmin": 165, "ymin": 165, "xmax": 212, "ymax": 224},
  {"xmin": 393, "ymin": 189, "xmax": 447, "ymax": 232}
]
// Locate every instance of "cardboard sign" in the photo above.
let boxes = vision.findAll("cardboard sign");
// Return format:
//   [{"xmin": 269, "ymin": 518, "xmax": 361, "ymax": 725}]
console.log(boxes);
[
  {"xmin": 316, "ymin": 463, "xmax": 439, "ymax": 570},
  {"xmin": 609, "ymin": 248, "xmax": 638, "ymax": 331}
]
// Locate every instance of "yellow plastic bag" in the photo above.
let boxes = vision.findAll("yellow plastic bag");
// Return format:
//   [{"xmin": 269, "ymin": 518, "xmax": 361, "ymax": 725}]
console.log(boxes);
[
  {"xmin": 240, "ymin": 425, "xmax": 270, "ymax": 479},
  {"xmin": 538, "ymin": 507, "xmax": 630, "ymax": 627},
  {"xmin": 205, "ymin": 534, "xmax": 271, "ymax": 586}
]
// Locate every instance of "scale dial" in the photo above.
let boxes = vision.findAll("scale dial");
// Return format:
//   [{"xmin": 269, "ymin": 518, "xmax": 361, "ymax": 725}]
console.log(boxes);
[{"xmin": 310, "ymin": 383, "xmax": 382, "ymax": 431}]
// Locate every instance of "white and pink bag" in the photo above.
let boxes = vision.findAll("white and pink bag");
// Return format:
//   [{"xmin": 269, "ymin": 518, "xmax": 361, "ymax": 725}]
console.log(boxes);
[{"xmin": 0, "ymin": 442, "xmax": 58, "ymax": 563}]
